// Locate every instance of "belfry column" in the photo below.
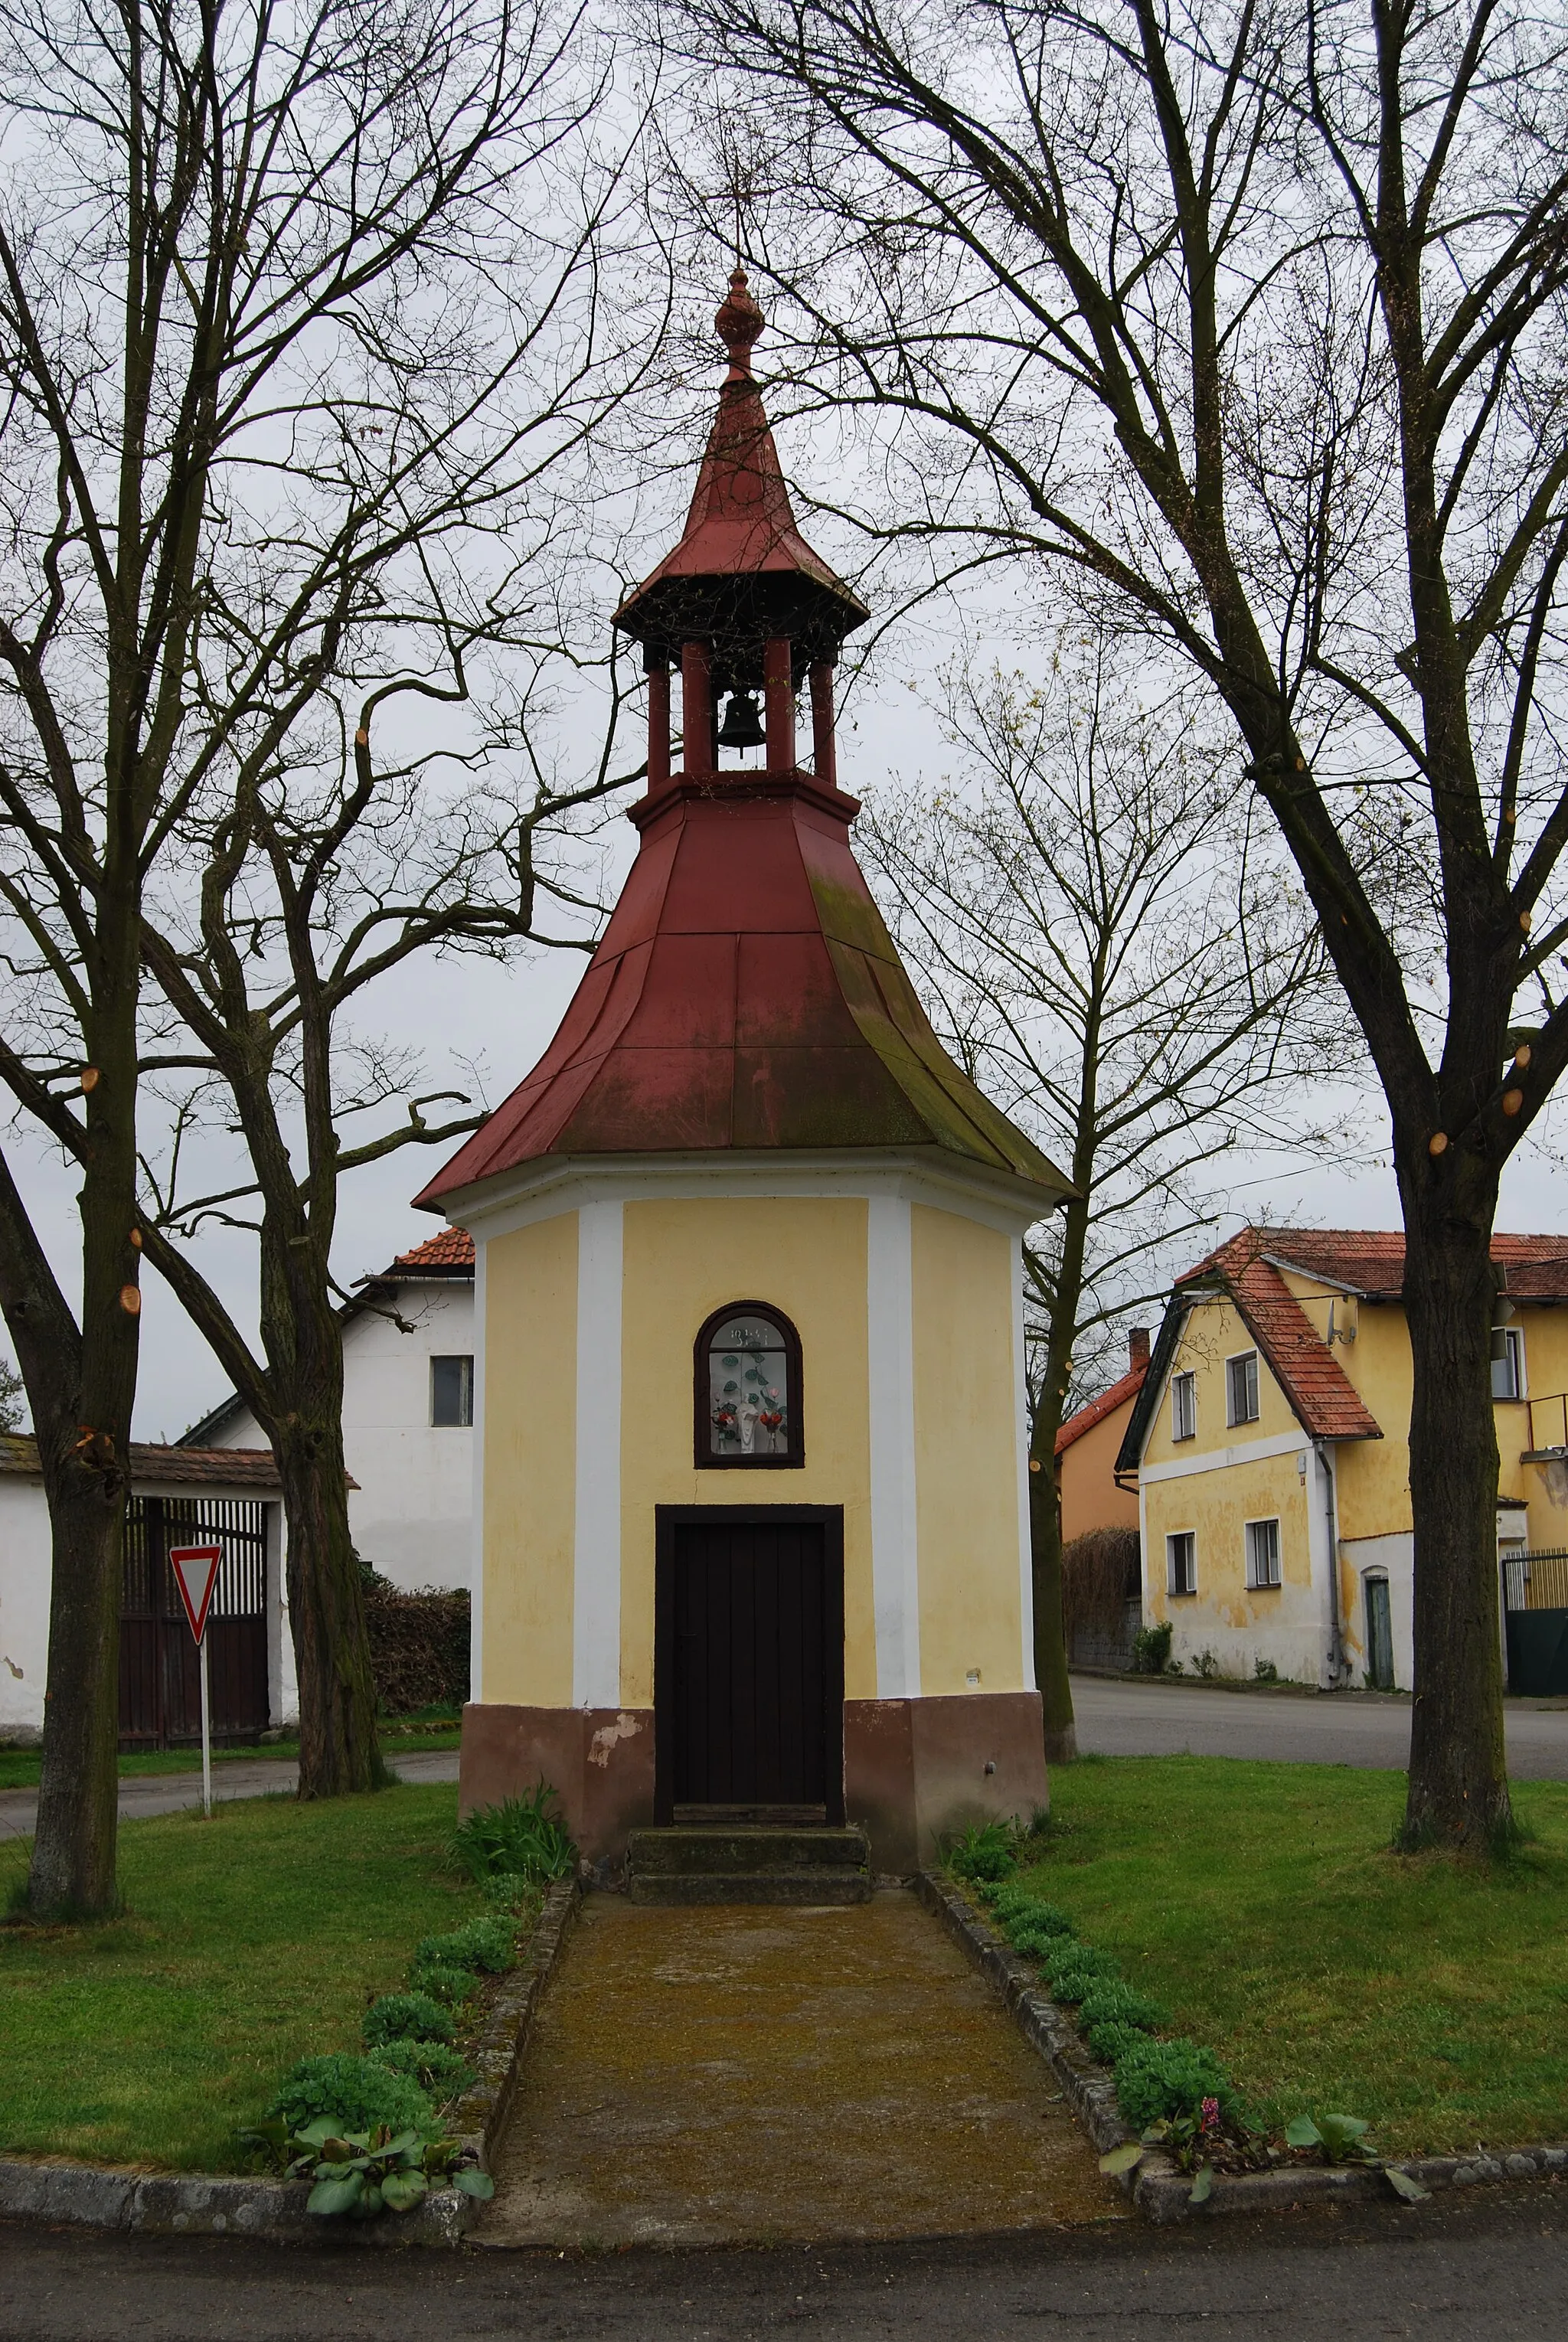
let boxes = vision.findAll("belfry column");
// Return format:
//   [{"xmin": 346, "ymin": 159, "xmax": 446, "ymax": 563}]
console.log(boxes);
[
  {"xmin": 810, "ymin": 661, "xmax": 837, "ymax": 790},
  {"xmin": 681, "ymin": 642, "xmax": 714, "ymax": 778},
  {"xmin": 764, "ymin": 637, "xmax": 795, "ymax": 774}
]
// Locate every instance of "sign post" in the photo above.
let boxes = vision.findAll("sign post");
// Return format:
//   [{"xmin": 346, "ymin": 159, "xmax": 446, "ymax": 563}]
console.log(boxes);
[{"xmin": 169, "ymin": 1543, "xmax": 223, "ymax": 1818}]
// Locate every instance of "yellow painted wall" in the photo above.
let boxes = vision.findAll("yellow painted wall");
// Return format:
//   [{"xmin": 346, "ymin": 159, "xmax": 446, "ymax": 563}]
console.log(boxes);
[
  {"xmin": 1143, "ymin": 1451, "xmax": 1311, "ymax": 1628},
  {"xmin": 619, "ymin": 1197, "xmax": 874, "ymax": 1703},
  {"xmin": 1510, "ymin": 1311, "xmax": 1568, "ymax": 1548},
  {"xmin": 1268, "ymin": 1270, "xmax": 1568, "ymax": 1548},
  {"xmin": 1058, "ymin": 1396, "xmax": 1140, "ymax": 1542},
  {"xmin": 911, "ymin": 1204, "xmax": 1026, "ymax": 1694},
  {"xmin": 481, "ymin": 1212, "xmax": 578, "ymax": 1705},
  {"xmin": 1142, "ymin": 1296, "xmax": 1298, "ymax": 1468}
]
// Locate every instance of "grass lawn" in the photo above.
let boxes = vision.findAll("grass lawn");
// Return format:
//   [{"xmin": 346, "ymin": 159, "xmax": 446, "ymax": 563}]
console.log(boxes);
[
  {"xmin": 1018, "ymin": 1756, "xmax": 1568, "ymax": 2157},
  {"xmin": 0, "ymin": 1782, "xmax": 482, "ymax": 2171},
  {"xmin": 0, "ymin": 1724, "xmax": 461, "ymax": 1789}
]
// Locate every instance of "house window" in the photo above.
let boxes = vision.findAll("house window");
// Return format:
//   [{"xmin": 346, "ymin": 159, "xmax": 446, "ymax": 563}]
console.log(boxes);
[
  {"xmin": 696, "ymin": 1302, "xmax": 802, "ymax": 1468},
  {"xmin": 1171, "ymin": 1370, "xmax": 1196, "ymax": 1442},
  {"xmin": 1491, "ymin": 1325, "xmax": 1524, "ymax": 1402},
  {"xmin": 430, "ymin": 1354, "xmax": 474, "ymax": 1427},
  {"xmin": 1167, "ymin": 1530, "xmax": 1197, "ymax": 1597},
  {"xmin": 1246, "ymin": 1517, "xmax": 1282, "ymax": 1589},
  {"xmin": 1226, "ymin": 1351, "xmax": 1259, "ymax": 1426}
]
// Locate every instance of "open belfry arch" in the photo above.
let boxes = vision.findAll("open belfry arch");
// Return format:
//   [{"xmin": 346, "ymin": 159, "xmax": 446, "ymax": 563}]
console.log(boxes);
[{"xmin": 416, "ymin": 273, "xmax": 1072, "ymax": 1870}]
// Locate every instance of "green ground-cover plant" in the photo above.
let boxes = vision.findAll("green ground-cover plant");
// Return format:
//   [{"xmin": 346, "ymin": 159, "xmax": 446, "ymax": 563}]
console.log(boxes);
[
  {"xmin": 362, "ymin": 1993, "xmax": 453, "ymax": 2049},
  {"xmin": 0, "ymin": 1785, "xmax": 485, "ymax": 2169},
  {"xmin": 1112, "ymin": 2037, "xmax": 1240, "ymax": 2131},
  {"xmin": 946, "ymin": 1819, "xmax": 1019, "ymax": 1883},
  {"xmin": 1130, "ymin": 1622, "xmax": 1171, "ymax": 1675},
  {"xmin": 371, "ymin": 2038, "xmax": 475, "ymax": 2101},
  {"xmin": 244, "ymin": 2110, "xmax": 492, "ymax": 2217},
  {"xmin": 266, "ymin": 2051, "xmax": 433, "ymax": 2138},
  {"xmin": 1076, "ymin": 1981, "xmax": 1168, "ymax": 2040},
  {"xmin": 414, "ymin": 1916, "xmax": 515, "ymax": 1975},
  {"xmin": 409, "ymin": 1958, "xmax": 476, "ymax": 2007},
  {"xmin": 449, "ymin": 1785, "xmax": 575, "ymax": 1889},
  {"xmin": 1016, "ymin": 1757, "xmax": 1568, "ymax": 2155},
  {"xmin": 1041, "ymin": 1941, "xmax": 1121, "ymax": 2001}
]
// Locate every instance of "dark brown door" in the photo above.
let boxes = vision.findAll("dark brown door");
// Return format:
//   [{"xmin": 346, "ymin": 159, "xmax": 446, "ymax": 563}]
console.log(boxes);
[
  {"xmin": 119, "ymin": 1495, "xmax": 271, "ymax": 1749},
  {"xmin": 655, "ymin": 1507, "xmax": 844, "ymax": 1821}
]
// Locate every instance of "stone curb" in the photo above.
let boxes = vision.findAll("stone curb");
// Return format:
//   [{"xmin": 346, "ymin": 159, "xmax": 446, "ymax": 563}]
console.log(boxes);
[
  {"xmin": 914, "ymin": 1871, "xmax": 1568, "ymax": 2224},
  {"xmin": 0, "ymin": 1874, "xmax": 580, "ymax": 2247}
]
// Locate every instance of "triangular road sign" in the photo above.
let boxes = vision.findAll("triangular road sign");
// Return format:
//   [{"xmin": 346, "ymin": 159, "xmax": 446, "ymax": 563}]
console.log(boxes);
[{"xmin": 169, "ymin": 1543, "xmax": 223, "ymax": 1645}]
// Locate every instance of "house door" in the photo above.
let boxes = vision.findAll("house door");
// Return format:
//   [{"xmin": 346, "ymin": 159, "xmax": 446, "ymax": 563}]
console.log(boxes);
[
  {"xmin": 655, "ymin": 1507, "xmax": 844, "ymax": 1824},
  {"xmin": 119, "ymin": 1495, "xmax": 270, "ymax": 1749},
  {"xmin": 1364, "ymin": 1575, "xmax": 1394, "ymax": 1692}
]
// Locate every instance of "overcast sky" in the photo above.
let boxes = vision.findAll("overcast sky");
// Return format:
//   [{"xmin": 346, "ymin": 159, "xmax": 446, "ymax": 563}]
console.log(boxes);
[{"xmin": 5, "ymin": 380, "xmax": 1566, "ymax": 1444}]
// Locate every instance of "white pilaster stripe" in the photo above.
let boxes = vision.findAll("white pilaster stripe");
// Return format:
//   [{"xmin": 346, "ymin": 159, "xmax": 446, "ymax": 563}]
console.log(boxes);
[
  {"xmin": 868, "ymin": 1194, "xmax": 921, "ymax": 1698},
  {"xmin": 1012, "ymin": 1230, "xmax": 1037, "ymax": 1693},
  {"xmin": 467, "ymin": 1230, "xmax": 488, "ymax": 1704},
  {"xmin": 573, "ymin": 1200, "xmax": 624, "ymax": 1708}
]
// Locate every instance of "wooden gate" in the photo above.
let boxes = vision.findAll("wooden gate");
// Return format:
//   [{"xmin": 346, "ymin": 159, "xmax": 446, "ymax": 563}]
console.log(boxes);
[
  {"xmin": 119, "ymin": 1494, "xmax": 271, "ymax": 1749},
  {"xmin": 655, "ymin": 1506, "xmax": 844, "ymax": 1824}
]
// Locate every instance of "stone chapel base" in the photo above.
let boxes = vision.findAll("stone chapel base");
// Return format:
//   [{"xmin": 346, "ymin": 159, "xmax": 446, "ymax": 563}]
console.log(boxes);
[{"xmin": 458, "ymin": 1691, "xmax": 1047, "ymax": 1873}]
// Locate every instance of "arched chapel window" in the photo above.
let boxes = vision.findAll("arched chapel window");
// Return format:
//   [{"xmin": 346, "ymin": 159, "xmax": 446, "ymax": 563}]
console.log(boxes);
[{"xmin": 696, "ymin": 1302, "xmax": 803, "ymax": 1468}]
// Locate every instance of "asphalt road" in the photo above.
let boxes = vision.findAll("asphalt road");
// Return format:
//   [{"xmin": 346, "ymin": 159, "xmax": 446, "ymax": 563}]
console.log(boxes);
[
  {"xmin": 1070, "ymin": 1674, "xmax": 1568, "ymax": 1776},
  {"xmin": 0, "ymin": 1747, "xmax": 460, "ymax": 1844},
  {"xmin": 4, "ymin": 2190, "xmax": 1568, "ymax": 2340}
]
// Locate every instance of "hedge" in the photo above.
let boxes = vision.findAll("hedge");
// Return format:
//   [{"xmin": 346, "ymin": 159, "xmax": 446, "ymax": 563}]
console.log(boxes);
[{"xmin": 360, "ymin": 1572, "xmax": 470, "ymax": 1714}]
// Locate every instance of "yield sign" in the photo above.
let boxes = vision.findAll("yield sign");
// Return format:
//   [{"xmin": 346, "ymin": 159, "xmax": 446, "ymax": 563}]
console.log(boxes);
[{"xmin": 169, "ymin": 1544, "xmax": 222, "ymax": 1645}]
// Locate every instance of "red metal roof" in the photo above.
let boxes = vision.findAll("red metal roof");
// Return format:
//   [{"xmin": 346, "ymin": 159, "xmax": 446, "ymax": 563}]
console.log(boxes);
[
  {"xmin": 417, "ymin": 776, "xmax": 1068, "ymax": 1204},
  {"xmin": 1056, "ymin": 1360, "xmax": 1148, "ymax": 1457},
  {"xmin": 612, "ymin": 272, "xmax": 868, "ymax": 675}
]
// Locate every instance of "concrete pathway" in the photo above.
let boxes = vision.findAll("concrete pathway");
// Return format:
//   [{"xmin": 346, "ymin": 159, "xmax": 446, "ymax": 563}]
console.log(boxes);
[
  {"xmin": 480, "ymin": 1889, "xmax": 1125, "ymax": 2249},
  {"xmin": 1071, "ymin": 1674, "xmax": 1568, "ymax": 1775},
  {"xmin": 0, "ymin": 1748, "xmax": 459, "ymax": 1843}
]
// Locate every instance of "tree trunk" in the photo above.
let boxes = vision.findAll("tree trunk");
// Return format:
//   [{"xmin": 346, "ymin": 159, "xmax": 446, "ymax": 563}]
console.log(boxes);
[
  {"xmin": 10, "ymin": 932, "xmax": 143, "ymax": 1919},
  {"xmin": 1029, "ymin": 1449, "xmax": 1078, "ymax": 1764},
  {"xmin": 273, "ymin": 1408, "xmax": 387, "ymax": 1800},
  {"xmin": 27, "ymin": 1452, "xmax": 126, "ymax": 1915},
  {"xmin": 1396, "ymin": 1159, "xmax": 1514, "ymax": 1852}
]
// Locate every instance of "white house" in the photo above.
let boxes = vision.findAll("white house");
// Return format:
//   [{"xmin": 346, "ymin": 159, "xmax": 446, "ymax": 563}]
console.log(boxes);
[
  {"xmin": 185, "ymin": 1229, "xmax": 475, "ymax": 1592},
  {"xmin": 0, "ymin": 1436, "xmax": 296, "ymax": 1745}
]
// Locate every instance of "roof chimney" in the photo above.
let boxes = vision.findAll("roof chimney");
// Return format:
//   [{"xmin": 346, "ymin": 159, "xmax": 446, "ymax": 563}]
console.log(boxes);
[{"xmin": 1129, "ymin": 1327, "xmax": 1151, "ymax": 1371}]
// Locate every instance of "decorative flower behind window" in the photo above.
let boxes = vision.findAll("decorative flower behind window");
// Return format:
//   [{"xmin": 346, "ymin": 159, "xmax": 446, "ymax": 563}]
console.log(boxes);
[{"xmin": 699, "ymin": 1307, "xmax": 799, "ymax": 1464}]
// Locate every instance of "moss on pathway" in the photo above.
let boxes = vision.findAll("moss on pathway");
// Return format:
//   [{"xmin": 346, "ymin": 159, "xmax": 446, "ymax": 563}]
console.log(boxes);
[{"xmin": 482, "ymin": 1890, "xmax": 1124, "ymax": 2246}]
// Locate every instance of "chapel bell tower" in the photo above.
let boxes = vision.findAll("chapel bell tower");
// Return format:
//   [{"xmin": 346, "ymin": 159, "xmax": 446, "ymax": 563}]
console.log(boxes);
[{"xmin": 416, "ymin": 273, "xmax": 1070, "ymax": 1871}]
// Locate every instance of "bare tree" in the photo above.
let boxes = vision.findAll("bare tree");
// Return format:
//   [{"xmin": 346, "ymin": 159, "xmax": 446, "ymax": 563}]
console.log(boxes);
[
  {"xmin": 861, "ymin": 636, "xmax": 1344, "ymax": 1756},
  {"xmin": 0, "ymin": 0, "xmax": 657, "ymax": 1912},
  {"xmin": 653, "ymin": 0, "xmax": 1568, "ymax": 1848}
]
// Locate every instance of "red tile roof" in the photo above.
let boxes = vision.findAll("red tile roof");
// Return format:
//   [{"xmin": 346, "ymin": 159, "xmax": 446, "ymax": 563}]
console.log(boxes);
[
  {"xmin": 390, "ymin": 1228, "xmax": 475, "ymax": 1274},
  {"xmin": 1056, "ymin": 1360, "xmax": 1148, "ymax": 1457},
  {"xmin": 1224, "ymin": 1226, "xmax": 1568, "ymax": 1302},
  {"xmin": 0, "ymin": 1436, "xmax": 285, "ymax": 1488},
  {"xmin": 1178, "ymin": 1230, "xmax": 1383, "ymax": 1442}
]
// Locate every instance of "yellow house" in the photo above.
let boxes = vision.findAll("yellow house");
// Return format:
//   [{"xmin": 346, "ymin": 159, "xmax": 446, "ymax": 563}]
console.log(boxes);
[
  {"xmin": 1114, "ymin": 1227, "xmax": 1568, "ymax": 1691},
  {"xmin": 413, "ymin": 274, "xmax": 1071, "ymax": 1869}
]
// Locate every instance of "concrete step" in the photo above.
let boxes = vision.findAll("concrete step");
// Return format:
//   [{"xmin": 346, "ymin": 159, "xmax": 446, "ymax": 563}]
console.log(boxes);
[
  {"xmin": 627, "ymin": 1866, "xmax": 872, "ymax": 1906},
  {"xmin": 628, "ymin": 1824, "xmax": 870, "ymax": 1877}
]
